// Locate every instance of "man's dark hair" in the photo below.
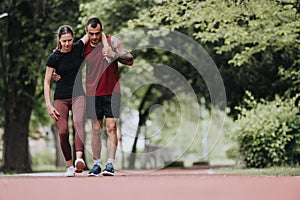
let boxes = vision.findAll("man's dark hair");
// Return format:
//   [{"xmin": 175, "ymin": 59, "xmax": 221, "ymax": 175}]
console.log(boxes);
[{"xmin": 86, "ymin": 17, "xmax": 103, "ymax": 30}]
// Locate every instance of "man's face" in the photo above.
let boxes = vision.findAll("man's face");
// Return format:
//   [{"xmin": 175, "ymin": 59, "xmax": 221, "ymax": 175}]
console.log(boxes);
[{"xmin": 86, "ymin": 24, "xmax": 102, "ymax": 47}]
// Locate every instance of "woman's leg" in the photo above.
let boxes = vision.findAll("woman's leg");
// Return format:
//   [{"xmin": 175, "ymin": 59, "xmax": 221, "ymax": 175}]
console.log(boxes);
[
  {"xmin": 72, "ymin": 96, "xmax": 86, "ymax": 172},
  {"xmin": 54, "ymin": 99, "xmax": 72, "ymax": 166},
  {"xmin": 72, "ymin": 95, "xmax": 86, "ymax": 157}
]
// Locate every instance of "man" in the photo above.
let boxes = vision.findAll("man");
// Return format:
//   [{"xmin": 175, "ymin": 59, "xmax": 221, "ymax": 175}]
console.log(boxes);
[
  {"xmin": 53, "ymin": 18, "xmax": 133, "ymax": 176},
  {"xmin": 84, "ymin": 17, "xmax": 133, "ymax": 176}
]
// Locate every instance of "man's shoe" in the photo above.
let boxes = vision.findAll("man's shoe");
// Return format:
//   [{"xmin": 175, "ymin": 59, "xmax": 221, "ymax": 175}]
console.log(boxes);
[
  {"xmin": 65, "ymin": 166, "xmax": 75, "ymax": 177},
  {"xmin": 75, "ymin": 158, "xmax": 86, "ymax": 173},
  {"xmin": 102, "ymin": 163, "xmax": 114, "ymax": 176},
  {"xmin": 88, "ymin": 165, "xmax": 101, "ymax": 176}
]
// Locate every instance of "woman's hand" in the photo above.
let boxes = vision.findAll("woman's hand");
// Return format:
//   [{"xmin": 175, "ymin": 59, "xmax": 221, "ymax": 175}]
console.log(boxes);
[{"xmin": 47, "ymin": 105, "xmax": 60, "ymax": 121}]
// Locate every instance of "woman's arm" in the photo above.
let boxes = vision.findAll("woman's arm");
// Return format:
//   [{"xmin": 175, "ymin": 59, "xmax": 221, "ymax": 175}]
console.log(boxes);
[
  {"xmin": 102, "ymin": 32, "xmax": 109, "ymax": 48},
  {"xmin": 44, "ymin": 66, "xmax": 60, "ymax": 121},
  {"xmin": 80, "ymin": 33, "xmax": 89, "ymax": 45}
]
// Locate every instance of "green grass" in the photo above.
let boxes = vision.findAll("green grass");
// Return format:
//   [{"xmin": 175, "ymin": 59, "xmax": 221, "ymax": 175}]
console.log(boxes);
[
  {"xmin": 211, "ymin": 166, "xmax": 300, "ymax": 176},
  {"xmin": 32, "ymin": 165, "xmax": 66, "ymax": 172}
]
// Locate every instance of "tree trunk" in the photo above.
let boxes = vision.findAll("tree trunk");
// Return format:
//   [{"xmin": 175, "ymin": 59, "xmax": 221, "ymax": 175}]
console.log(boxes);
[
  {"xmin": 128, "ymin": 84, "xmax": 174, "ymax": 169},
  {"xmin": 128, "ymin": 121, "xmax": 143, "ymax": 169},
  {"xmin": 128, "ymin": 85, "xmax": 154, "ymax": 169},
  {"xmin": 2, "ymin": 81, "xmax": 35, "ymax": 173},
  {"xmin": 0, "ymin": 5, "xmax": 37, "ymax": 172},
  {"xmin": 0, "ymin": 0, "xmax": 81, "ymax": 173}
]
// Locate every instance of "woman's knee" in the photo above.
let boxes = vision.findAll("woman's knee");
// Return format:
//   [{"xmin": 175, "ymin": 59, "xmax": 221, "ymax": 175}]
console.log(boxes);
[{"xmin": 57, "ymin": 126, "xmax": 69, "ymax": 137}]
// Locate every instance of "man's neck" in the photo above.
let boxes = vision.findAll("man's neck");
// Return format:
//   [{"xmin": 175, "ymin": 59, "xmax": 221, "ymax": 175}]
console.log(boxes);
[{"xmin": 90, "ymin": 41, "xmax": 102, "ymax": 47}]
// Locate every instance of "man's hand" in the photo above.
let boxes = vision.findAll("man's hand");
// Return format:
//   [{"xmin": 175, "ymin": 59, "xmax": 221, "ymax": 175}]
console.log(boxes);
[
  {"xmin": 52, "ymin": 71, "xmax": 61, "ymax": 82},
  {"xmin": 102, "ymin": 46, "xmax": 116, "ymax": 59}
]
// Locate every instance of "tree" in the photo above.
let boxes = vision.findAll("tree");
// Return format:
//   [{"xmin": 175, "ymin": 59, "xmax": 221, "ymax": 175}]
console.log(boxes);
[
  {"xmin": 0, "ymin": 0, "xmax": 83, "ymax": 173},
  {"xmin": 134, "ymin": 0, "xmax": 300, "ymax": 116}
]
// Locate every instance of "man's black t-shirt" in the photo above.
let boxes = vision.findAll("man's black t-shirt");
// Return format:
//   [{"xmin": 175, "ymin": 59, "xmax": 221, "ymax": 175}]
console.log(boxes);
[{"xmin": 46, "ymin": 40, "xmax": 85, "ymax": 100}]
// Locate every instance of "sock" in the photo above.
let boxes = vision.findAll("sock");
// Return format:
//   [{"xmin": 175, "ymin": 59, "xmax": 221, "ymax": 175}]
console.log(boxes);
[
  {"xmin": 107, "ymin": 158, "xmax": 114, "ymax": 165},
  {"xmin": 94, "ymin": 159, "xmax": 101, "ymax": 167}
]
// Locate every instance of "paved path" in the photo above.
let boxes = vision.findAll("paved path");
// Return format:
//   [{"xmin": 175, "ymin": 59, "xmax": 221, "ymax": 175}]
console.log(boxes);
[{"xmin": 0, "ymin": 168, "xmax": 299, "ymax": 200}]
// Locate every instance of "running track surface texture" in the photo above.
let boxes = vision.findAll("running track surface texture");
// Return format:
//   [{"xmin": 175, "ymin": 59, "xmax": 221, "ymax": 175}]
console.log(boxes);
[{"xmin": 0, "ymin": 168, "xmax": 299, "ymax": 200}]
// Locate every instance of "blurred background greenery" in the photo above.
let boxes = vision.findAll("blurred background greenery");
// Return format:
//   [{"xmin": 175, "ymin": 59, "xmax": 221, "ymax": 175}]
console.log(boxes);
[{"xmin": 0, "ymin": 0, "xmax": 299, "ymax": 174}]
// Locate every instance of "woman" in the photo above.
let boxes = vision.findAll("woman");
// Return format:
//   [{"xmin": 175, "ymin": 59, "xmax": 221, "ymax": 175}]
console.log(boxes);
[{"xmin": 44, "ymin": 25, "xmax": 88, "ymax": 177}]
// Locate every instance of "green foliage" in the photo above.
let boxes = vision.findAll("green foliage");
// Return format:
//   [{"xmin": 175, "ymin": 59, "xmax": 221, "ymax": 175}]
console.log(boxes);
[
  {"xmin": 137, "ymin": 0, "xmax": 300, "ymax": 67},
  {"xmin": 31, "ymin": 147, "xmax": 55, "ymax": 168},
  {"xmin": 79, "ymin": 0, "xmax": 147, "ymax": 34},
  {"xmin": 132, "ymin": 0, "xmax": 300, "ymax": 117},
  {"xmin": 227, "ymin": 92, "xmax": 300, "ymax": 168},
  {"xmin": 279, "ymin": 66, "xmax": 300, "ymax": 97},
  {"xmin": 0, "ymin": 0, "xmax": 83, "ymax": 132}
]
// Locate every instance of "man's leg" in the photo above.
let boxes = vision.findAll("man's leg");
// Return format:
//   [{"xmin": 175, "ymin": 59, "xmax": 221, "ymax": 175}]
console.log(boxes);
[
  {"xmin": 91, "ymin": 119, "xmax": 103, "ymax": 161},
  {"xmin": 88, "ymin": 119, "xmax": 103, "ymax": 176},
  {"xmin": 106, "ymin": 118, "xmax": 118, "ymax": 160},
  {"xmin": 102, "ymin": 118, "xmax": 118, "ymax": 176}
]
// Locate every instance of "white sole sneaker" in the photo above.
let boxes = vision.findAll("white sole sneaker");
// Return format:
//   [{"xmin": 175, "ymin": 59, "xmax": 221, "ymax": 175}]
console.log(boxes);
[
  {"xmin": 65, "ymin": 166, "xmax": 75, "ymax": 177},
  {"xmin": 75, "ymin": 159, "xmax": 86, "ymax": 173},
  {"xmin": 88, "ymin": 173, "xmax": 100, "ymax": 177},
  {"xmin": 102, "ymin": 171, "xmax": 114, "ymax": 176}
]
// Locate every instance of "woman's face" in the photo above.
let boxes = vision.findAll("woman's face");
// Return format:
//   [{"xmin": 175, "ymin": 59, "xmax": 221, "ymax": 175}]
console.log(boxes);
[{"xmin": 59, "ymin": 33, "xmax": 74, "ymax": 52}]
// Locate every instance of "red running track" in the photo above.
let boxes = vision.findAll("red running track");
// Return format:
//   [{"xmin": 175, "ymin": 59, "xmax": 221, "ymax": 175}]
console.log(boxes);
[{"xmin": 0, "ymin": 168, "xmax": 299, "ymax": 200}]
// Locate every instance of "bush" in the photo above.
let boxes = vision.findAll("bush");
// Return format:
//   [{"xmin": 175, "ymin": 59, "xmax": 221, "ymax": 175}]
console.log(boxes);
[
  {"xmin": 227, "ymin": 92, "xmax": 300, "ymax": 168},
  {"xmin": 31, "ymin": 147, "xmax": 56, "ymax": 168}
]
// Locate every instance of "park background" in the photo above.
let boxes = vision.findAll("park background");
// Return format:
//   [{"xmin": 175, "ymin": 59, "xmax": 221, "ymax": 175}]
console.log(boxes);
[{"xmin": 0, "ymin": 0, "xmax": 299, "ymax": 174}]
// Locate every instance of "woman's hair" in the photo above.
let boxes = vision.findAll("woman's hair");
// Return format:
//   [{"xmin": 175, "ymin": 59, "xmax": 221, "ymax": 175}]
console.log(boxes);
[{"xmin": 56, "ymin": 25, "xmax": 75, "ymax": 50}]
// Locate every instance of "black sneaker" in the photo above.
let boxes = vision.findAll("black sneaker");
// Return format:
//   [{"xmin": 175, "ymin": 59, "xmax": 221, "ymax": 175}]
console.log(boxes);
[
  {"xmin": 88, "ymin": 165, "xmax": 101, "ymax": 176},
  {"xmin": 102, "ymin": 163, "xmax": 114, "ymax": 176}
]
